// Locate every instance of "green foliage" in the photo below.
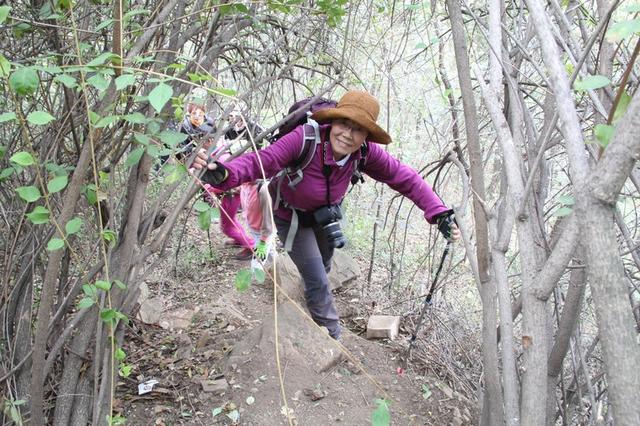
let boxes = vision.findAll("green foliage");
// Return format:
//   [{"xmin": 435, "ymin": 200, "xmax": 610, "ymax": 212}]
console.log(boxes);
[
  {"xmin": 371, "ymin": 399, "xmax": 390, "ymax": 426},
  {"xmin": 115, "ymin": 74, "xmax": 136, "ymax": 90},
  {"xmin": 124, "ymin": 146, "xmax": 145, "ymax": 167},
  {"xmin": 574, "ymin": 75, "xmax": 610, "ymax": 91},
  {"xmin": 163, "ymin": 163, "xmax": 186, "ymax": 184},
  {"xmin": 16, "ymin": 186, "xmax": 41, "ymax": 202},
  {"xmin": 106, "ymin": 414, "xmax": 127, "ymax": 426},
  {"xmin": 100, "ymin": 308, "xmax": 128, "ymax": 326},
  {"xmin": 0, "ymin": 6, "xmax": 11, "ymax": 24},
  {"xmin": 594, "ymin": 124, "xmax": 614, "ymax": 148},
  {"xmin": 47, "ymin": 237, "xmax": 65, "ymax": 251},
  {"xmin": 54, "ymin": 74, "xmax": 77, "ymax": 88},
  {"xmin": 0, "ymin": 112, "xmax": 16, "ymax": 123},
  {"xmin": 65, "ymin": 217, "xmax": 82, "ymax": 234},
  {"xmin": 606, "ymin": 19, "xmax": 640, "ymax": 42},
  {"xmin": 10, "ymin": 152, "xmax": 35, "ymax": 166},
  {"xmin": 101, "ymin": 229, "xmax": 117, "ymax": 246},
  {"xmin": 26, "ymin": 206, "xmax": 50, "ymax": 224},
  {"xmin": 612, "ymin": 92, "xmax": 632, "ymax": 123},
  {"xmin": 0, "ymin": 54, "xmax": 11, "ymax": 77},
  {"xmin": 26, "ymin": 111, "xmax": 55, "ymax": 125},
  {"xmin": 95, "ymin": 280, "xmax": 112, "ymax": 291},
  {"xmin": 2, "ymin": 398, "xmax": 25, "ymax": 426},
  {"xmin": 47, "ymin": 174, "xmax": 68, "ymax": 193},
  {"xmin": 235, "ymin": 268, "xmax": 252, "ymax": 292},
  {"xmin": 149, "ymin": 83, "xmax": 173, "ymax": 113},
  {"xmin": 198, "ymin": 209, "xmax": 212, "ymax": 230},
  {"xmin": 9, "ymin": 67, "xmax": 39, "ymax": 96},
  {"xmin": 77, "ymin": 297, "xmax": 95, "ymax": 309},
  {"xmin": 87, "ymin": 74, "xmax": 110, "ymax": 92},
  {"xmin": 158, "ymin": 130, "xmax": 188, "ymax": 146},
  {"xmin": 421, "ymin": 384, "xmax": 431, "ymax": 399},
  {"xmin": 253, "ymin": 267, "xmax": 266, "ymax": 284}
]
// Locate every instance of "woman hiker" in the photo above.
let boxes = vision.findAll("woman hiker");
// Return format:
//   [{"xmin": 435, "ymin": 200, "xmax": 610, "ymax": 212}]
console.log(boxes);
[{"xmin": 192, "ymin": 90, "xmax": 460, "ymax": 339}]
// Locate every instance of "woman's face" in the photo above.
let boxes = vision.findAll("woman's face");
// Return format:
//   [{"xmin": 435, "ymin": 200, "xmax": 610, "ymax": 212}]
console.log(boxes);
[
  {"xmin": 329, "ymin": 118, "xmax": 368, "ymax": 160},
  {"xmin": 189, "ymin": 106, "xmax": 205, "ymax": 127}
]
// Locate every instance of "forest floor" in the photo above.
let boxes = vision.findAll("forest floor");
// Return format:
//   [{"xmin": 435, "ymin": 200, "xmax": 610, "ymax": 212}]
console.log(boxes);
[{"xmin": 116, "ymin": 213, "xmax": 477, "ymax": 425}]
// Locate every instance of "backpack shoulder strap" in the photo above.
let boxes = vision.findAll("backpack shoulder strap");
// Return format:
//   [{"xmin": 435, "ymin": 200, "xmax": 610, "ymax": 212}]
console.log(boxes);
[
  {"xmin": 350, "ymin": 142, "xmax": 368, "ymax": 185},
  {"xmin": 285, "ymin": 120, "xmax": 321, "ymax": 188}
]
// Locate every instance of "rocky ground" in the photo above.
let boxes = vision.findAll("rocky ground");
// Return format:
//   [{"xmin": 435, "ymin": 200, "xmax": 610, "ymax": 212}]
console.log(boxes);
[{"xmin": 117, "ymin": 217, "xmax": 476, "ymax": 425}]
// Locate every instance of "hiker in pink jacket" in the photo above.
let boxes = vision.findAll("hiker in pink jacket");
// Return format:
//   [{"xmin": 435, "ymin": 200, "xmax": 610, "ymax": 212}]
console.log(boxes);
[
  {"xmin": 193, "ymin": 90, "xmax": 460, "ymax": 339},
  {"xmin": 239, "ymin": 180, "xmax": 274, "ymax": 261}
]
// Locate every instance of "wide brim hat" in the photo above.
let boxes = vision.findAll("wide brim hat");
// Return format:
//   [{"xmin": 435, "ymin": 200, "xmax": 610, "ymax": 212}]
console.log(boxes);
[{"xmin": 311, "ymin": 90, "xmax": 391, "ymax": 145}]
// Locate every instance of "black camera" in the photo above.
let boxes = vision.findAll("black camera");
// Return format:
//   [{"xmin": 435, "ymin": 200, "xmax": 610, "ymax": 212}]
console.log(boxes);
[{"xmin": 313, "ymin": 205, "xmax": 346, "ymax": 249}]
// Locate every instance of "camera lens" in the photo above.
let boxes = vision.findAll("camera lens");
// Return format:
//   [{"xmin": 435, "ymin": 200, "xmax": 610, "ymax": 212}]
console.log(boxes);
[{"xmin": 324, "ymin": 222, "xmax": 346, "ymax": 249}]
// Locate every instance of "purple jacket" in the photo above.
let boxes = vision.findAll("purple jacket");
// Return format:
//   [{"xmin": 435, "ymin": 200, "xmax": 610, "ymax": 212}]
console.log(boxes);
[{"xmin": 215, "ymin": 124, "xmax": 450, "ymax": 223}]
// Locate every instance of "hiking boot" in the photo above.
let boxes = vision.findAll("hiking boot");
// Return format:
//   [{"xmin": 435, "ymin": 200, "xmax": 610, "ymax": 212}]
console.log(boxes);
[
  {"xmin": 224, "ymin": 240, "xmax": 241, "ymax": 247},
  {"xmin": 234, "ymin": 248, "xmax": 253, "ymax": 261}
]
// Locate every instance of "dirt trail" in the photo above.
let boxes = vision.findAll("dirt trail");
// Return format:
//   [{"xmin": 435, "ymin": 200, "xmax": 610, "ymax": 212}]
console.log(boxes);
[{"xmin": 119, "ymin": 222, "xmax": 474, "ymax": 425}]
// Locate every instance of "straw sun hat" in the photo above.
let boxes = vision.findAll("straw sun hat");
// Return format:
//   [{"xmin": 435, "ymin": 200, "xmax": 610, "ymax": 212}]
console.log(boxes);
[{"xmin": 311, "ymin": 90, "xmax": 391, "ymax": 145}]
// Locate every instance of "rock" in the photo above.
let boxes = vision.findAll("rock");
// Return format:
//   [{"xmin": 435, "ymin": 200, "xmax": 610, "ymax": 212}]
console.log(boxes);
[
  {"xmin": 266, "ymin": 252, "xmax": 361, "ymax": 305},
  {"xmin": 138, "ymin": 297, "xmax": 164, "ymax": 325},
  {"xmin": 201, "ymin": 377, "xmax": 229, "ymax": 394},
  {"xmin": 328, "ymin": 250, "xmax": 360, "ymax": 290},
  {"xmin": 159, "ymin": 307, "xmax": 197, "ymax": 330},
  {"xmin": 366, "ymin": 315, "xmax": 400, "ymax": 340}
]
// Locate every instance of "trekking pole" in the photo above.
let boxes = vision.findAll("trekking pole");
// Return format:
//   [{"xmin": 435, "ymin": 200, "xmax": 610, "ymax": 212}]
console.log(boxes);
[{"xmin": 403, "ymin": 240, "xmax": 452, "ymax": 366}]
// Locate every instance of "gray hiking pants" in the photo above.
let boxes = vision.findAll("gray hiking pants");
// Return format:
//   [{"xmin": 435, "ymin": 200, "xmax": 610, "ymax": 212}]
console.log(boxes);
[{"xmin": 274, "ymin": 216, "xmax": 341, "ymax": 339}]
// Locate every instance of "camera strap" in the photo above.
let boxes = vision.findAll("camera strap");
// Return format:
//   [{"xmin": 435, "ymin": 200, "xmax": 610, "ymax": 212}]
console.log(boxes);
[{"xmin": 322, "ymin": 128, "xmax": 333, "ymax": 206}]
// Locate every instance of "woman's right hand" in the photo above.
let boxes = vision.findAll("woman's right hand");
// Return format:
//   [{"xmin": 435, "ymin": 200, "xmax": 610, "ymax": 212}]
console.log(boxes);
[{"xmin": 191, "ymin": 148, "xmax": 216, "ymax": 171}]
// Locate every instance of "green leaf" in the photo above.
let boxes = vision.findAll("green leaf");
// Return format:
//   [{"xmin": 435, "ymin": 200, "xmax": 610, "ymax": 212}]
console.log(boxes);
[
  {"xmin": 594, "ymin": 124, "xmax": 615, "ymax": 148},
  {"xmin": 47, "ymin": 174, "xmax": 68, "ymax": 193},
  {"xmin": 0, "ymin": 167, "xmax": 15, "ymax": 181},
  {"xmin": 115, "ymin": 347, "xmax": 126, "ymax": 361},
  {"xmin": 235, "ymin": 269, "xmax": 252, "ymax": 292},
  {"xmin": 88, "ymin": 110, "xmax": 100, "ymax": 125},
  {"xmin": 211, "ymin": 207, "xmax": 220, "ymax": 220},
  {"xmin": 198, "ymin": 209, "xmax": 211, "ymax": 230},
  {"xmin": 149, "ymin": 83, "xmax": 173, "ymax": 113},
  {"xmin": 574, "ymin": 75, "xmax": 610, "ymax": 91},
  {"xmin": 371, "ymin": 399, "xmax": 390, "ymax": 426},
  {"xmin": 113, "ymin": 279, "xmax": 127, "ymax": 290},
  {"xmin": 606, "ymin": 19, "xmax": 640, "ymax": 42},
  {"xmin": 16, "ymin": 186, "xmax": 41, "ymax": 202},
  {"xmin": 101, "ymin": 229, "xmax": 117, "ymax": 246},
  {"xmin": 557, "ymin": 194, "xmax": 575, "ymax": 206},
  {"xmin": 125, "ymin": 146, "xmax": 145, "ymax": 167},
  {"xmin": 9, "ymin": 68, "xmax": 39, "ymax": 96},
  {"xmin": 47, "ymin": 237, "xmax": 65, "ymax": 251},
  {"xmin": 82, "ymin": 284, "xmax": 97, "ymax": 298},
  {"xmin": 123, "ymin": 112, "xmax": 147, "ymax": 124},
  {"xmin": 119, "ymin": 363, "xmax": 132, "ymax": 378},
  {"xmin": 208, "ymin": 87, "xmax": 236, "ymax": 97},
  {"xmin": 26, "ymin": 206, "xmax": 50, "ymax": 224},
  {"xmin": 10, "ymin": 151, "xmax": 35, "ymax": 166},
  {"xmin": 0, "ymin": 112, "xmax": 16, "ymax": 123},
  {"xmin": 95, "ymin": 19, "xmax": 114, "ymax": 31},
  {"xmin": 27, "ymin": 111, "xmax": 55, "ymax": 125},
  {"xmin": 554, "ymin": 206, "xmax": 573, "ymax": 217},
  {"xmin": 54, "ymin": 74, "xmax": 77, "ymax": 88},
  {"xmin": 65, "ymin": 217, "xmax": 82, "ymax": 234},
  {"xmin": 115, "ymin": 73, "xmax": 136, "ymax": 90},
  {"xmin": 158, "ymin": 130, "xmax": 188, "ymax": 147},
  {"xmin": 0, "ymin": 54, "xmax": 11, "ymax": 77},
  {"xmin": 0, "ymin": 6, "xmax": 11, "ymax": 24},
  {"xmin": 95, "ymin": 115, "xmax": 120, "ymax": 128},
  {"xmin": 95, "ymin": 280, "xmax": 112, "ymax": 291},
  {"xmin": 253, "ymin": 268, "xmax": 265, "ymax": 284},
  {"xmin": 78, "ymin": 297, "xmax": 95, "ymax": 309},
  {"xmin": 194, "ymin": 200, "xmax": 211, "ymax": 212},
  {"xmin": 133, "ymin": 133, "xmax": 150, "ymax": 145},
  {"xmin": 87, "ymin": 74, "xmax": 110, "ymax": 91},
  {"xmin": 163, "ymin": 163, "xmax": 186, "ymax": 184},
  {"xmin": 86, "ymin": 52, "xmax": 117, "ymax": 67},
  {"xmin": 612, "ymin": 92, "xmax": 632, "ymax": 123},
  {"xmin": 212, "ymin": 407, "xmax": 223, "ymax": 417},
  {"xmin": 100, "ymin": 308, "xmax": 117, "ymax": 323},
  {"xmin": 421, "ymin": 384, "xmax": 432, "ymax": 400}
]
